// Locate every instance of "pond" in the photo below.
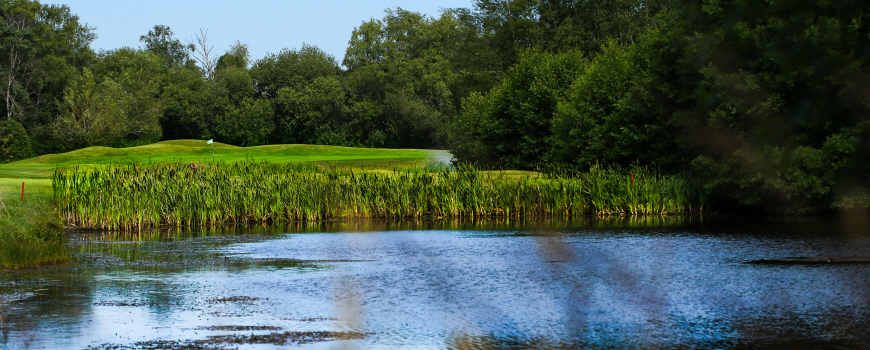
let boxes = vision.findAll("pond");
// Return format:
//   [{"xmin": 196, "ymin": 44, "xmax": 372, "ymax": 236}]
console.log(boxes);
[{"xmin": 1, "ymin": 217, "xmax": 869, "ymax": 349}]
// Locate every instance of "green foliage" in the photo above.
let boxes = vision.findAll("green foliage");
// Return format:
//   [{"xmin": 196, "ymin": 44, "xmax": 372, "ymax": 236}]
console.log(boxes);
[
  {"xmin": 53, "ymin": 160, "xmax": 707, "ymax": 230},
  {"xmin": 448, "ymin": 92, "xmax": 495, "ymax": 165},
  {"xmin": 0, "ymin": 117, "xmax": 31, "ymax": 162},
  {"xmin": 160, "ymin": 65, "xmax": 213, "ymax": 140},
  {"xmin": 215, "ymin": 41, "xmax": 251, "ymax": 71},
  {"xmin": 662, "ymin": 0, "xmax": 870, "ymax": 213},
  {"xmin": 552, "ymin": 43, "xmax": 634, "ymax": 167},
  {"xmin": 344, "ymin": 97, "xmax": 387, "ymax": 148},
  {"xmin": 451, "ymin": 49, "xmax": 586, "ymax": 169},
  {"xmin": 139, "ymin": 24, "xmax": 193, "ymax": 68},
  {"xmin": 250, "ymin": 44, "xmax": 341, "ymax": 97},
  {"xmin": 0, "ymin": 197, "xmax": 67, "ymax": 269},
  {"xmin": 551, "ymin": 42, "xmax": 685, "ymax": 169},
  {"xmin": 0, "ymin": 0, "xmax": 95, "ymax": 138},
  {"xmin": 343, "ymin": 8, "xmax": 465, "ymax": 149},
  {"xmin": 468, "ymin": 0, "xmax": 662, "ymax": 70},
  {"xmin": 0, "ymin": 0, "xmax": 42, "ymax": 122},
  {"xmin": 94, "ymin": 48, "xmax": 166, "ymax": 143},
  {"xmin": 212, "ymin": 97, "xmax": 274, "ymax": 146},
  {"xmin": 692, "ymin": 127, "xmax": 870, "ymax": 213},
  {"xmin": 272, "ymin": 76, "xmax": 349, "ymax": 145},
  {"xmin": 451, "ymin": 0, "xmax": 870, "ymax": 213},
  {"xmin": 52, "ymin": 68, "xmax": 127, "ymax": 149},
  {"xmin": 214, "ymin": 65, "xmax": 254, "ymax": 102},
  {"xmin": 1, "ymin": 0, "xmax": 867, "ymax": 214},
  {"xmin": 53, "ymin": 49, "xmax": 166, "ymax": 150},
  {"xmin": 19, "ymin": 2, "xmax": 97, "ymax": 154}
]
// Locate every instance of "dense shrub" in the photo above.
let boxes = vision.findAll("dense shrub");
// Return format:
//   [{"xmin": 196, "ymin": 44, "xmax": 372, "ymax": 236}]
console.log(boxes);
[{"xmin": 0, "ymin": 119, "xmax": 33, "ymax": 163}]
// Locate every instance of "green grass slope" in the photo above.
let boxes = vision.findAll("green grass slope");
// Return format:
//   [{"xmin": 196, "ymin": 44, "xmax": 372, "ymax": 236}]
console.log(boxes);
[
  {"xmin": 0, "ymin": 140, "xmax": 449, "ymax": 268},
  {"xmin": 0, "ymin": 140, "xmax": 452, "ymax": 199}
]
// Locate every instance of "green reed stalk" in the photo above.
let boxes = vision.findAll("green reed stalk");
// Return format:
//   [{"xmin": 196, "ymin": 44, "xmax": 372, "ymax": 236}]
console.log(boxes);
[{"xmin": 52, "ymin": 160, "xmax": 709, "ymax": 230}]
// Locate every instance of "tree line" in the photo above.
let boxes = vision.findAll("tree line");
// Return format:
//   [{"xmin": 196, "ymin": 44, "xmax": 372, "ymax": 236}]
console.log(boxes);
[{"xmin": 1, "ymin": 0, "xmax": 868, "ymax": 213}]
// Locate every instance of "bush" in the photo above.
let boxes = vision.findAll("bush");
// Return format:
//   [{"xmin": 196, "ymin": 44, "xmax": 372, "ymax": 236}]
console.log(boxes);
[
  {"xmin": 449, "ymin": 49, "xmax": 586, "ymax": 169},
  {"xmin": 0, "ymin": 118, "xmax": 33, "ymax": 163}
]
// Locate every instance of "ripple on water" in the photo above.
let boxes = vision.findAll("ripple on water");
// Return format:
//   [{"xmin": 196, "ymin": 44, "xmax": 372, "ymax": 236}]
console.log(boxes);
[{"xmin": 1, "ymin": 219, "xmax": 869, "ymax": 349}]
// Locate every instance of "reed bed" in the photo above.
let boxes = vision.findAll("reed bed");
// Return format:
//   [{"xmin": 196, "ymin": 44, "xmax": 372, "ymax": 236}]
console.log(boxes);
[{"xmin": 53, "ymin": 160, "xmax": 708, "ymax": 230}]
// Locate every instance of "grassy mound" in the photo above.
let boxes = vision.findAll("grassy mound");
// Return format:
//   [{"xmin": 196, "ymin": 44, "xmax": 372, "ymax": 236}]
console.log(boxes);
[
  {"xmin": 0, "ymin": 140, "xmax": 450, "ymax": 195},
  {"xmin": 0, "ymin": 140, "xmax": 449, "ymax": 268}
]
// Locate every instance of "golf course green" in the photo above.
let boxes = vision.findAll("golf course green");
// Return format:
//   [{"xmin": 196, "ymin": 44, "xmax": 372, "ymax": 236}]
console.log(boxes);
[
  {"xmin": 0, "ymin": 140, "xmax": 450, "ymax": 269},
  {"xmin": 0, "ymin": 140, "xmax": 452, "ymax": 200}
]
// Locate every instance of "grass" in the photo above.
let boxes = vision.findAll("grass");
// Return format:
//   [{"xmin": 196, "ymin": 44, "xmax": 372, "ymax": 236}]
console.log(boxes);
[
  {"xmin": 0, "ymin": 140, "xmax": 449, "ymax": 194},
  {"xmin": 3, "ymin": 139, "xmax": 708, "ymax": 263},
  {"xmin": 54, "ymin": 160, "xmax": 707, "ymax": 230},
  {"xmin": 0, "ymin": 140, "xmax": 449, "ymax": 268},
  {"xmin": 0, "ymin": 195, "xmax": 68, "ymax": 269}
]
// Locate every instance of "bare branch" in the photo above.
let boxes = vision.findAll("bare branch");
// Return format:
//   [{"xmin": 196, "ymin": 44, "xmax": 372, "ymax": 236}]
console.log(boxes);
[{"xmin": 189, "ymin": 29, "xmax": 217, "ymax": 81}]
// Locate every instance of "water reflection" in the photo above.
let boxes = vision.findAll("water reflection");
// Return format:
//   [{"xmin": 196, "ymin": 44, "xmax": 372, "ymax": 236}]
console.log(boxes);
[
  {"xmin": 279, "ymin": 215, "xmax": 701, "ymax": 233},
  {"xmin": 1, "ymin": 217, "xmax": 869, "ymax": 349}
]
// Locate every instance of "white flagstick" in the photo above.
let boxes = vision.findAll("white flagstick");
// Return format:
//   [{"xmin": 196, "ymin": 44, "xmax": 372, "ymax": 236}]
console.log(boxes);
[{"xmin": 207, "ymin": 139, "xmax": 214, "ymax": 158}]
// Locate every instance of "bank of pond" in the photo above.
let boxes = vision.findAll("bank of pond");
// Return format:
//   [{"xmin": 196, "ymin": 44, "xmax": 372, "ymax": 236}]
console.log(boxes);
[
  {"xmin": 3, "ymin": 161, "xmax": 708, "ymax": 268},
  {"xmin": 0, "ymin": 199, "xmax": 68, "ymax": 269},
  {"xmin": 52, "ymin": 160, "xmax": 708, "ymax": 231}
]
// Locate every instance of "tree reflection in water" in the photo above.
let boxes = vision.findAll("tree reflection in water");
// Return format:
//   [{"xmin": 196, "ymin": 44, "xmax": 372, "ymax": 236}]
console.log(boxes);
[{"xmin": 0, "ymin": 217, "xmax": 868, "ymax": 349}]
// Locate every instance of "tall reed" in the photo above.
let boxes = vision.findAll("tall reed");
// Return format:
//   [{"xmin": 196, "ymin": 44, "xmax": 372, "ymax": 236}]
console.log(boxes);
[{"xmin": 53, "ymin": 160, "xmax": 708, "ymax": 230}]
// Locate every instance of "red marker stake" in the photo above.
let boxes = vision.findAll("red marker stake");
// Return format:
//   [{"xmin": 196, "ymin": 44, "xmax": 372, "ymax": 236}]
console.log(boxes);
[
  {"xmin": 631, "ymin": 173, "xmax": 635, "ymax": 188},
  {"xmin": 21, "ymin": 182, "xmax": 25, "ymax": 201}
]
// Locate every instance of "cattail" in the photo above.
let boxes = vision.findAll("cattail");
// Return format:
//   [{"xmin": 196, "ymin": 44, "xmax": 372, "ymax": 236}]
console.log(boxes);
[{"xmin": 52, "ymin": 160, "xmax": 708, "ymax": 230}]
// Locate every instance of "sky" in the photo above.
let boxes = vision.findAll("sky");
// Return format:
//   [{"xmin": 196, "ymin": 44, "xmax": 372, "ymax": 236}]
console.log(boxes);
[{"xmin": 53, "ymin": 0, "xmax": 474, "ymax": 68}]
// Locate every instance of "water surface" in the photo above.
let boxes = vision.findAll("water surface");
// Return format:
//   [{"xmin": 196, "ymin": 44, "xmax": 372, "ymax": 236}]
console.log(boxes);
[{"xmin": 1, "ymin": 217, "xmax": 869, "ymax": 349}]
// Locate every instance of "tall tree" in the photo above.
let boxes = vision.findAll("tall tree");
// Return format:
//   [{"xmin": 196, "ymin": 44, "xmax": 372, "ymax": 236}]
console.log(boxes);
[
  {"xmin": 671, "ymin": 0, "xmax": 870, "ymax": 212},
  {"xmin": 250, "ymin": 44, "xmax": 341, "ymax": 98},
  {"xmin": 160, "ymin": 64, "xmax": 214, "ymax": 140},
  {"xmin": 272, "ymin": 76, "xmax": 350, "ymax": 145},
  {"xmin": 139, "ymin": 24, "xmax": 192, "ymax": 68},
  {"xmin": 215, "ymin": 41, "xmax": 250, "ymax": 71},
  {"xmin": 343, "ymin": 8, "xmax": 464, "ymax": 148},
  {"xmin": 0, "ymin": 0, "xmax": 96, "ymax": 154},
  {"xmin": 189, "ymin": 28, "xmax": 216, "ymax": 81},
  {"xmin": 0, "ymin": 0, "xmax": 38, "ymax": 121},
  {"xmin": 450, "ymin": 49, "xmax": 586, "ymax": 168},
  {"xmin": 93, "ymin": 48, "xmax": 167, "ymax": 144},
  {"xmin": 52, "ymin": 68, "xmax": 126, "ymax": 150}
]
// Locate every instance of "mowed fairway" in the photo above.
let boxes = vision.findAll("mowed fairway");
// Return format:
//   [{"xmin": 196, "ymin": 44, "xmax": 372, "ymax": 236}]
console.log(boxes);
[{"xmin": 0, "ymin": 140, "xmax": 451, "ymax": 200}]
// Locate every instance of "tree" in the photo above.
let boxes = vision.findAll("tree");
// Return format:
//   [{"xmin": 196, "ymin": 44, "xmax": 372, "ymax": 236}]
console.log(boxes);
[
  {"xmin": 250, "ymin": 44, "xmax": 341, "ymax": 98},
  {"xmin": 0, "ymin": 1, "xmax": 96, "ymax": 153},
  {"xmin": 189, "ymin": 28, "xmax": 216, "ymax": 81},
  {"xmin": 213, "ymin": 62, "xmax": 254, "ymax": 102},
  {"xmin": 468, "ymin": 0, "xmax": 663, "ymax": 67},
  {"xmin": 343, "ymin": 8, "xmax": 464, "ymax": 149},
  {"xmin": 272, "ymin": 76, "xmax": 350, "ymax": 145},
  {"xmin": 0, "ymin": 117, "xmax": 30, "ymax": 162},
  {"xmin": 671, "ymin": 0, "xmax": 870, "ymax": 212},
  {"xmin": 139, "ymin": 25, "xmax": 192, "ymax": 68},
  {"xmin": 0, "ymin": 0, "xmax": 38, "ymax": 121},
  {"xmin": 94, "ymin": 48, "xmax": 166, "ymax": 143},
  {"xmin": 212, "ymin": 97, "xmax": 273, "ymax": 146},
  {"xmin": 551, "ymin": 42, "xmax": 685, "ymax": 169},
  {"xmin": 450, "ymin": 49, "xmax": 586, "ymax": 169},
  {"xmin": 215, "ymin": 41, "xmax": 250, "ymax": 71},
  {"xmin": 160, "ymin": 64, "xmax": 215, "ymax": 140},
  {"xmin": 52, "ymin": 68, "xmax": 126, "ymax": 150}
]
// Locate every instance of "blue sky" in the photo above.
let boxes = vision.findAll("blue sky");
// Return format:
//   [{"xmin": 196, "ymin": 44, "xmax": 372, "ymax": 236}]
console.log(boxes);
[{"xmin": 54, "ymin": 0, "xmax": 473, "ymax": 67}]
